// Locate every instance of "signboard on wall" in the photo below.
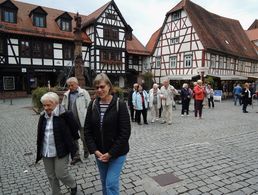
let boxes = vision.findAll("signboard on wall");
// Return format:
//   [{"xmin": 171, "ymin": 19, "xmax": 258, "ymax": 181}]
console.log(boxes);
[{"xmin": 3, "ymin": 76, "xmax": 15, "ymax": 90}]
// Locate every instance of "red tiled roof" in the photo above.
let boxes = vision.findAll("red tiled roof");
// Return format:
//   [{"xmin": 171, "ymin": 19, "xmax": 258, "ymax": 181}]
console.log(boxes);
[
  {"xmin": 146, "ymin": 28, "xmax": 161, "ymax": 54},
  {"xmin": 126, "ymin": 34, "xmax": 149, "ymax": 56},
  {"xmin": 248, "ymin": 19, "xmax": 258, "ymax": 30},
  {"xmin": 147, "ymin": 0, "xmax": 258, "ymax": 60},
  {"xmin": 82, "ymin": 1, "xmax": 111, "ymax": 28},
  {"xmin": 184, "ymin": 0, "xmax": 258, "ymax": 60},
  {"xmin": 0, "ymin": 0, "xmax": 91, "ymax": 44},
  {"xmin": 246, "ymin": 29, "xmax": 258, "ymax": 41}
]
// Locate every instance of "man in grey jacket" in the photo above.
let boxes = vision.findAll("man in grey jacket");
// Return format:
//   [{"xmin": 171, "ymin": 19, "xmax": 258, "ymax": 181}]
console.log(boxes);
[{"xmin": 62, "ymin": 77, "xmax": 91, "ymax": 164}]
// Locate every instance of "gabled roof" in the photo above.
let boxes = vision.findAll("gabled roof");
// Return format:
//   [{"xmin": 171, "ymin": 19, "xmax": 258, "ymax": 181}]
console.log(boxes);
[
  {"xmin": 82, "ymin": 1, "xmax": 110, "ymax": 27},
  {"xmin": 248, "ymin": 19, "xmax": 258, "ymax": 30},
  {"xmin": 147, "ymin": 0, "xmax": 258, "ymax": 60},
  {"xmin": 0, "ymin": 0, "xmax": 91, "ymax": 44},
  {"xmin": 82, "ymin": 0, "xmax": 131, "ymax": 31},
  {"xmin": 127, "ymin": 34, "xmax": 150, "ymax": 56},
  {"xmin": 146, "ymin": 28, "xmax": 161, "ymax": 54}
]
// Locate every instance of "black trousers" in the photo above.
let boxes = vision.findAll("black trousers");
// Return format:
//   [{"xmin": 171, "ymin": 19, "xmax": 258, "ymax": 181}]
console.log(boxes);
[
  {"xmin": 195, "ymin": 100, "xmax": 203, "ymax": 117},
  {"xmin": 181, "ymin": 99, "xmax": 190, "ymax": 115},
  {"xmin": 208, "ymin": 97, "xmax": 214, "ymax": 108},
  {"xmin": 129, "ymin": 106, "xmax": 135, "ymax": 121},
  {"xmin": 135, "ymin": 108, "xmax": 147, "ymax": 124}
]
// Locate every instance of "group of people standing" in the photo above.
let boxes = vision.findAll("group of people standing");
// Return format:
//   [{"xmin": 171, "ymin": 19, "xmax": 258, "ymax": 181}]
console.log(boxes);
[
  {"xmin": 36, "ymin": 73, "xmax": 131, "ymax": 195},
  {"xmin": 129, "ymin": 79, "xmax": 179, "ymax": 125},
  {"xmin": 128, "ymin": 79, "xmax": 215, "ymax": 124}
]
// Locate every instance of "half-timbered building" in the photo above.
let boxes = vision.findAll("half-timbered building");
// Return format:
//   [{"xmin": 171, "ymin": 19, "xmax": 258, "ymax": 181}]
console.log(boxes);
[
  {"xmin": 0, "ymin": 0, "xmax": 148, "ymax": 95},
  {"xmin": 82, "ymin": 0, "xmax": 149, "ymax": 87},
  {"xmin": 146, "ymin": 0, "xmax": 258, "ymax": 89},
  {"xmin": 246, "ymin": 20, "xmax": 258, "ymax": 55},
  {"xmin": 0, "ymin": 0, "xmax": 91, "ymax": 94}
]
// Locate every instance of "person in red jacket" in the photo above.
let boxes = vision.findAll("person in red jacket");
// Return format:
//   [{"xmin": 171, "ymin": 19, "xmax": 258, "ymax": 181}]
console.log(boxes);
[{"xmin": 193, "ymin": 80, "xmax": 205, "ymax": 119}]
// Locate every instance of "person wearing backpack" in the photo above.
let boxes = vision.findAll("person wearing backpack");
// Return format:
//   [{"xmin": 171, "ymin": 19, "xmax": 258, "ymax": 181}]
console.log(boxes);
[{"xmin": 84, "ymin": 73, "xmax": 131, "ymax": 195}]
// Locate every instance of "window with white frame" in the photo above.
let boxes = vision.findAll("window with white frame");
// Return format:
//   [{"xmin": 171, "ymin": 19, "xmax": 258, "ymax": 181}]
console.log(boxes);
[
  {"xmin": 184, "ymin": 55, "xmax": 192, "ymax": 68},
  {"xmin": 169, "ymin": 56, "xmax": 177, "ymax": 68},
  {"xmin": 156, "ymin": 57, "xmax": 161, "ymax": 68},
  {"xmin": 226, "ymin": 58, "xmax": 230, "ymax": 69},
  {"xmin": 219, "ymin": 56, "xmax": 224, "ymax": 68},
  {"xmin": 210, "ymin": 55, "xmax": 216, "ymax": 68}
]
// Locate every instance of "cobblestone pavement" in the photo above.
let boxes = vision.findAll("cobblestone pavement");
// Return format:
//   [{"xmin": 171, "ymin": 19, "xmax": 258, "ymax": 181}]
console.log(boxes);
[{"xmin": 1, "ymin": 98, "xmax": 258, "ymax": 195}]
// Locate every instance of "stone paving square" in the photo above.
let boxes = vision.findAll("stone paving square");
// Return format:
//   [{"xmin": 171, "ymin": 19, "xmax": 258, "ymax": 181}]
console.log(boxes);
[{"xmin": 0, "ymin": 98, "xmax": 258, "ymax": 195}]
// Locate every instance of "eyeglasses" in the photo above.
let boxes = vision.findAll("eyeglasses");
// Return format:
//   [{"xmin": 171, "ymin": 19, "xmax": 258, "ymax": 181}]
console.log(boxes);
[{"xmin": 95, "ymin": 85, "xmax": 106, "ymax": 90}]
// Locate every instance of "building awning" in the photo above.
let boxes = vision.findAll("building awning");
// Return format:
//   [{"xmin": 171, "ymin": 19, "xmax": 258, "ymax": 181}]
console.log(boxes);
[
  {"xmin": 161, "ymin": 74, "xmax": 198, "ymax": 82},
  {"xmin": 247, "ymin": 75, "xmax": 258, "ymax": 80},
  {"xmin": 207, "ymin": 74, "xmax": 248, "ymax": 80}
]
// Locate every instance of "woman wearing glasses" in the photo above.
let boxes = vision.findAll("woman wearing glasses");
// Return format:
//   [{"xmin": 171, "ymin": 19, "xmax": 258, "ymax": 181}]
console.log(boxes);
[{"xmin": 84, "ymin": 73, "xmax": 131, "ymax": 195}]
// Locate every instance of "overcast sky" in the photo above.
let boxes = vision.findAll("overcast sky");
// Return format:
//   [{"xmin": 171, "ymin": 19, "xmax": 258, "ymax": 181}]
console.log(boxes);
[{"xmin": 19, "ymin": 0, "xmax": 257, "ymax": 46}]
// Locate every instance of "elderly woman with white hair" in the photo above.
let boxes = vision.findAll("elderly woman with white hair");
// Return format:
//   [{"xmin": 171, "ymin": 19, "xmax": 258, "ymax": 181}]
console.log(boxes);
[
  {"xmin": 180, "ymin": 83, "xmax": 192, "ymax": 116},
  {"xmin": 36, "ymin": 92, "xmax": 80, "ymax": 195},
  {"xmin": 149, "ymin": 83, "xmax": 161, "ymax": 123}
]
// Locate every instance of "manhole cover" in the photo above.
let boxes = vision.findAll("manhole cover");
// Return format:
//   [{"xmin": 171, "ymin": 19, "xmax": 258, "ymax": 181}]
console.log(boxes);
[{"xmin": 152, "ymin": 172, "xmax": 182, "ymax": 186}]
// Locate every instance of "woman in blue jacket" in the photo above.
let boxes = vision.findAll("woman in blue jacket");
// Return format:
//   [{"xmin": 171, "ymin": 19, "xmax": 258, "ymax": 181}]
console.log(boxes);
[{"xmin": 132, "ymin": 84, "xmax": 149, "ymax": 125}]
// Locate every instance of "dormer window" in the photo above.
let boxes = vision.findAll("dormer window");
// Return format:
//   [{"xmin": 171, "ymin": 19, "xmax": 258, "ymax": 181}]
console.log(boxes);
[
  {"xmin": 29, "ymin": 6, "xmax": 47, "ymax": 28},
  {"xmin": 56, "ymin": 12, "xmax": 72, "ymax": 32},
  {"xmin": 0, "ymin": 0, "xmax": 18, "ymax": 23}
]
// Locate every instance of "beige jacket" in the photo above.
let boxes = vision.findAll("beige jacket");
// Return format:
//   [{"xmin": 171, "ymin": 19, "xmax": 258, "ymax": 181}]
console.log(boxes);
[{"xmin": 62, "ymin": 87, "xmax": 91, "ymax": 128}]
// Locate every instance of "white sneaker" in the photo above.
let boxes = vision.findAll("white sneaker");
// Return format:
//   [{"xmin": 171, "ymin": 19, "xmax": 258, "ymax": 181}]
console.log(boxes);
[
  {"xmin": 181, "ymin": 114, "xmax": 184, "ymax": 116},
  {"xmin": 151, "ymin": 119, "xmax": 155, "ymax": 123}
]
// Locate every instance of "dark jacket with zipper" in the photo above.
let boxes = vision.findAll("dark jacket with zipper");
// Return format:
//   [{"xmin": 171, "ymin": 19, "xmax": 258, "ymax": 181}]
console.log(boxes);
[
  {"xmin": 84, "ymin": 95, "xmax": 131, "ymax": 159},
  {"xmin": 36, "ymin": 107, "xmax": 80, "ymax": 163}
]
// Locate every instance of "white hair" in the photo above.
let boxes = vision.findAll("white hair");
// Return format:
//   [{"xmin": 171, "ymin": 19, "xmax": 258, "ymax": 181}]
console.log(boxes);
[
  {"xmin": 182, "ymin": 83, "xmax": 188, "ymax": 88},
  {"xmin": 40, "ymin": 92, "xmax": 59, "ymax": 104},
  {"xmin": 153, "ymin": 83, "xmax": 159, "ymax": 88},
  {"xmin": 66, "ymin": 77, "xmax": 78, "ymax": 84}
]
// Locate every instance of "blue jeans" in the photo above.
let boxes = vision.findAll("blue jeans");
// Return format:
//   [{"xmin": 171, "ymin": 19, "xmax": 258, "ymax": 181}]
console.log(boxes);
[
  {"xmin": 234, "ymin": 94, "xmax": 242, "ymax": 105},
  {"xmin": 96, "ymin": 155, "xmax": 126, "ymax": 195}
]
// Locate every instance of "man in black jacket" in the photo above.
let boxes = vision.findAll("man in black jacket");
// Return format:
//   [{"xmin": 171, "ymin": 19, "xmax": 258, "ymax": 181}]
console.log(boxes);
[{"xmin": 128, "ymin": 83, "xmax": 138, "ymax": 122}]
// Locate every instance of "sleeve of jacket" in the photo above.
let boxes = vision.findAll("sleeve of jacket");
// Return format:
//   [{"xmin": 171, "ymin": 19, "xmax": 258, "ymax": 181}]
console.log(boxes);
[
  {"xmin": 84, "ymin": 100, "xmax": 98, "ymax": 154},
  {"xmin": 84, "ymin": 90, "xmax": 91, "ymax": 108},
  {"xmin": 62, "ymin": 111, "xmax": 80, "ymax": 140},
  {"xmin": 36, "ymin": 115, "xmax": 44, "ymax": 163},
  {"xmin": 108, "ymin": 101, "xmax": 131, "ymax": 158}
]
